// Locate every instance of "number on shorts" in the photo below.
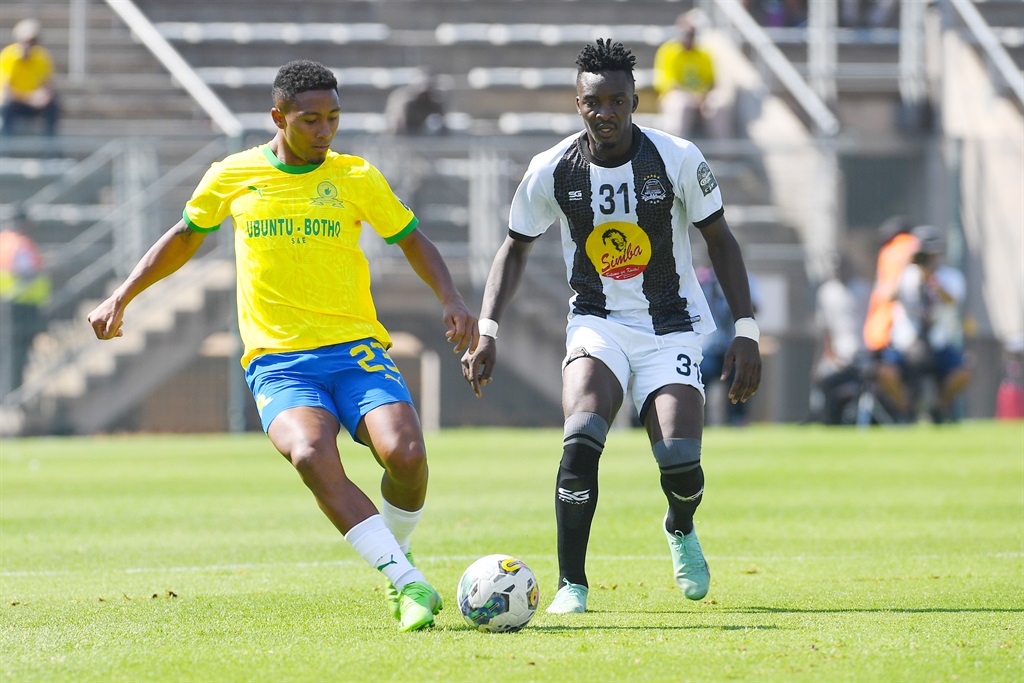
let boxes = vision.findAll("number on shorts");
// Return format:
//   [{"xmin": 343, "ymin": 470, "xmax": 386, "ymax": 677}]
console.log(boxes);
[
  {"xmin": 351, "ymin": 342, "xmax": 399, "ymax": 374},
  {"xmin": 676, "ymin": 353, "xmax": 701, "ymax": 381}
]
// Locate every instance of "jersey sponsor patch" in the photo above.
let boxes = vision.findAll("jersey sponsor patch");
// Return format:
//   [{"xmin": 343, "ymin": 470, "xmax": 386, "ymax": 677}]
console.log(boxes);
[
  {"xmin": 697, "ymin": 162, "xmax": 718, "ymax": 196},
  {"xmin": 585, "ymin": 221, "xmax": 652, "ymax": 281}
]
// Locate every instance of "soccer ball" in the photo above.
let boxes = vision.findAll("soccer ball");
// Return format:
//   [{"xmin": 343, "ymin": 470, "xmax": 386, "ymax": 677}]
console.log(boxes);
[{"xmin": 457, "ymin": 554, "xmax": 539, "ymax": 633}]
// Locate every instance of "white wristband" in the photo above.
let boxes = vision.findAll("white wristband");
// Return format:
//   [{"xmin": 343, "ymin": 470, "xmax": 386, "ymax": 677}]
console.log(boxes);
[
  {"xmin": 479, "ymin": 318, "xmax": 499, "ymax": 339},
  {"xmin": 734, "ymin": 317, "xmax": 760, "ymax": 343}
]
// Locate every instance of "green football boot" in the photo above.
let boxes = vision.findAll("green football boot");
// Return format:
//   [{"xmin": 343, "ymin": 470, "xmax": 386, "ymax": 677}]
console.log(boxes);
[
  {"xmin": 545, "ymin": 578, "xmax": 588, "ymax": 614},
  {"xmin": 664, "ymin": 516, "xmax": 710, "ymax": 600},
  {"xmin": 398, "ymin": 581, "xmax": 443, "ymax": 632},
  {"xmin": 385, "ymin": 550, "xmax": 416, "ymax": 619}
]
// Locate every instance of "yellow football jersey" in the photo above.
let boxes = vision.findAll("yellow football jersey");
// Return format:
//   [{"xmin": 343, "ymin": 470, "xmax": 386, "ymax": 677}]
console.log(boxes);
[{"xmin": 183, "ymin": 144, "xmax": 417, "ymax": 368}]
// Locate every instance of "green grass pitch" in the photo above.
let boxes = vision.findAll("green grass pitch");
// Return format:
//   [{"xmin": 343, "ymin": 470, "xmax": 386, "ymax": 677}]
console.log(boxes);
[{"xmin": 2, "ymin": 422, "xmax": 1022, "ymax": 682}]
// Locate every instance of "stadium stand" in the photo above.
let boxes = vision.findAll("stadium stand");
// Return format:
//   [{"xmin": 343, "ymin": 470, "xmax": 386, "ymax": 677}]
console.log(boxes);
[{"xmin": 1, "ymin": 0, "xmax": 1020, "ymax": 435}]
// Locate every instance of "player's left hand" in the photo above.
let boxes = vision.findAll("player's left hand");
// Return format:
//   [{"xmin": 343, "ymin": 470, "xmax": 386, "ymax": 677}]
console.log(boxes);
[
  {"xmin": 443, "ymin": 300, "xmax": 479, "ymax": 354},
  {"xmin": 461, "ymin": 336, "xmax": 496, "ymax": 397},
  {"xmin": 721, "ymin": 337, "xmax": 761, "ymax": 404}
]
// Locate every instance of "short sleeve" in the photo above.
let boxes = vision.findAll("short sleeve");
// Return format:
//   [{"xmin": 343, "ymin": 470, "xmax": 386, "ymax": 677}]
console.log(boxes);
[
  {"xmin": 676, "ymin": 144, "xmax": 724, "ymax": 226},
  {"xmin": 359, "ymin": 164, "xmax": 418, "ymax": 244},
  {"xmin": 183, "ymin": 161, "xmax": 231, "ymax": 232},
  {"xmin": 508, "ymin": 163, "xmax": 558, "ymax": 239}
]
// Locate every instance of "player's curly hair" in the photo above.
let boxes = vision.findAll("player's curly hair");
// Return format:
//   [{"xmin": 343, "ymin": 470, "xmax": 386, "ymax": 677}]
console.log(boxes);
[
  {"xmin": 272, "ymin": 59, "xmax": 338, "ymax": 109},
  {"xmin": 575, "ymin": 39, "xmax": 636, "ymax": 84}
]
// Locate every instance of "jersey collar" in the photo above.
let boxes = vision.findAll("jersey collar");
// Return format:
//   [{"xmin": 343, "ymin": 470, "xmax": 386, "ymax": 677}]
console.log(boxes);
[
  {"xmin": 577, "ymin": 124, "xmax": 644, "ymax": 168},
  {"xmin": 262, "ymin": 144, "xmax": 323, "ymax": 174}
]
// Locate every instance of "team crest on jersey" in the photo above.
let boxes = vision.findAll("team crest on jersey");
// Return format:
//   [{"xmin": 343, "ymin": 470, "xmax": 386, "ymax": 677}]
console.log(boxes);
[
  {"xmin": 640, "ymin": 176, "xmax": 667, "ymax": 202},
  {"xmin": 310, "ymin": 181, "xmax": 346, "ymax": 208},
  {"xmin": 697, "ymin": 162, "xmax": 718, "ymax": 196},
  {"xmin": 585, "ymin": 221, "xmax": 652, "ymax": 281}
]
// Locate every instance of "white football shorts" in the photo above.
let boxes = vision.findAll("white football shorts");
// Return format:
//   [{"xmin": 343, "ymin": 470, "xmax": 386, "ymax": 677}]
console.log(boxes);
[{"xmin": 563, "ymin": 314, "xmax": 706, "ymax": 418}]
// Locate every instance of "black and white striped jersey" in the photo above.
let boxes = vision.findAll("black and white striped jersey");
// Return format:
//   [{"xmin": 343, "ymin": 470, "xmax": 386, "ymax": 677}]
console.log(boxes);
[{"xmin": 509, "ymin": 125, "xmax": 723, "ymax": 337}]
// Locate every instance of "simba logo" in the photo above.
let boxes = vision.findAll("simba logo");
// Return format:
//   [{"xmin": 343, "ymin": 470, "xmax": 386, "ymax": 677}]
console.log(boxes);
[
  {"xmin": 557, "ymin": 487, "xmax": 591, "ymax": 504},
  {"xmin": 586, "ymin": 222, "xmax": 651, "ymax": 281},
  {"xmin": 697, "ymin": 162, "xmax": 718, "ymax": 197},
  {"xmin": 568, "ymin": 190, "xmax": 584, "ymax": 201}
]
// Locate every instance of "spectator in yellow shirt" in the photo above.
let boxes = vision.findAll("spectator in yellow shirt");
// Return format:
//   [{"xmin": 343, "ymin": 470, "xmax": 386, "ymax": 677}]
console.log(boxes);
[
  {"xmin": 1, "ymin": 19, "xmax": 60, "ymax": 137},
  {"xmin": 653, "ymin": 13, "xmax": 729, "ymax": 140}
]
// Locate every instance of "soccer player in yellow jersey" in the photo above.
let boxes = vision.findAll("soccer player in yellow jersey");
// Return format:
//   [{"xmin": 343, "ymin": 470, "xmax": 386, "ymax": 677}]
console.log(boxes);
[{"xmin": 87, "ymin": 60, "xmax": 478, "ymax": 631}]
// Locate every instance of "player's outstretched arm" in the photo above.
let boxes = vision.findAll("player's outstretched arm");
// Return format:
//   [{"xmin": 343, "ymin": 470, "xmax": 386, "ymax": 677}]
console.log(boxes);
[
  {"xmin": 395, "ymin": 228, "xmax": 478, "ymax": 354},
  {"xmin": 698, "ymin": 216, "xmax": 761, "ymax": 404},
  {"xmin": 461, "ymin": 236, "xmax": 533, "ymax": 397},
  {"xmin": 87, "ymin": 220, "xmax": 206, "ymax": 340}
]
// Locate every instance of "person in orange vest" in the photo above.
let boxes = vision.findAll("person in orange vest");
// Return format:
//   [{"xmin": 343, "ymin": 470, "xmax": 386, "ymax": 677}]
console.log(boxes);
[
  {"xmin": 863, "ymin": 216, "xmax": 919, "ymax": 354},
  {"xmin": 0, "ymin": 209, "xmax": 50, "ymax": 395}
]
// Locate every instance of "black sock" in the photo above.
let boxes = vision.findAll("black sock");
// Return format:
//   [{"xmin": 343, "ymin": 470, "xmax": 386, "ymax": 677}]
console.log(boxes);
[
  {"xmin": 555, "ymin": 413, "xmax": 607, "ymax": 588},
  {"xmin": 661, "ymin": 465, "xmax": 704, "ymax": 535}
]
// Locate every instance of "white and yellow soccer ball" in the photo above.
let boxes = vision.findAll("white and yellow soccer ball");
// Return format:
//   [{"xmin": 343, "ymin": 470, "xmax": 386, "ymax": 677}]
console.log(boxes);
[{"xmin": 457, "ymin": 554, "xmax": 539, "ymax": 633}]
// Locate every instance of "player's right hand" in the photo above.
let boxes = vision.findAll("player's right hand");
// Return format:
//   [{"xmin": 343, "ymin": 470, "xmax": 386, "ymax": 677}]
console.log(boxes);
[
  {"xmin": 461, "ymin": 337, "xmax": 496, "ymax": 398},
  {"xmin": 86, "ymin": 297, "xmax": 125, "ymax": 340}
]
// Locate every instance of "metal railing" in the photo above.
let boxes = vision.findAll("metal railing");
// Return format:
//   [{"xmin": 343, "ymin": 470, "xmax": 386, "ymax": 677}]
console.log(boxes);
[
  {"xmin": 945, "ymin": 0, "xmax": 1024, "ymax": 107},
  {"xmin": 103, "ymin": 0, "xmax": 245, "ymax": 139},
  {"xmin": 1, "ymin": 138, "xmax": 230, "ymax": 411},
  {"xmin": 703, "ymin": 0, "xmax": 840, "ymax": 136}
]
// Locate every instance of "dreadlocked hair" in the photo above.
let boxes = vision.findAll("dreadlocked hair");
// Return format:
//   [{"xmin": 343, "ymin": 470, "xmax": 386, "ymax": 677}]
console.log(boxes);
[
  {"xmin": 575, "ymin": 39, "xmax": 636, "ymax": 84},
  {"xmin": 272, "ymin": 59, "xmax": 338, "ymax": 110}
]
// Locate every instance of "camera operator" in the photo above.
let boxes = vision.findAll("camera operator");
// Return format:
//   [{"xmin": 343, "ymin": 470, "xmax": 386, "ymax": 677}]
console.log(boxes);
[{"xmin": 875, "ymin": 225, "xmax": 970, "ymax": 423}]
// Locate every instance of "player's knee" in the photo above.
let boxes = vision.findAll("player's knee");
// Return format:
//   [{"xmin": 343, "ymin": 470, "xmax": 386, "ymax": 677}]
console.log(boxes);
[
  {"xmin": 560, "ymin": 412, "xmax": 609, "ymax": 475},
  {"xmin": 653, "ymin": 438, "xmax": 702, "ymax": 476},
  {"xmin": 380, "ymin": 439, "xmax": 428, "ymax": 484},
  {"xmin": 287, "ymin": 438, "xmax": 337, "ymax": 478}
]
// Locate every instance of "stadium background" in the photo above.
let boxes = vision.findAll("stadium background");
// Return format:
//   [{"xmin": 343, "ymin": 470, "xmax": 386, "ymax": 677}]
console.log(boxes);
[{"xmin": 0, "ymin": 0, "xmax": 1020, "ymax": 436}]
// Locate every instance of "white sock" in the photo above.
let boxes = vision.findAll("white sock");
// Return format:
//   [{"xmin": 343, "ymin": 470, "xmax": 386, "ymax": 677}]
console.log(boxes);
[
  {"xmin": 380, "ymin": 499, "xmax": 423, "ymax": 554},
  {"xmin": 344, "ymin": 515, "xmax": 423, "ymax": 590}
]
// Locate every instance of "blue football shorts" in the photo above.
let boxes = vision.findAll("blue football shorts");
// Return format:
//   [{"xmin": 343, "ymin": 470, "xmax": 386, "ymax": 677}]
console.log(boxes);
[{"xmin": 244, "ymin": 339, "xmax": 413, "ymax": 439}]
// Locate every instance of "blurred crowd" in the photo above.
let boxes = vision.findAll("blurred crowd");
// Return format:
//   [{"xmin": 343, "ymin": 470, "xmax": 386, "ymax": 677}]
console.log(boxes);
[
  {"xmin": 809, "ymin": 218, "xmax": 975, "ymax": 426},
  {"xmin": 740, "ymin": 0, "xmax": 901, "ymax": 29}
]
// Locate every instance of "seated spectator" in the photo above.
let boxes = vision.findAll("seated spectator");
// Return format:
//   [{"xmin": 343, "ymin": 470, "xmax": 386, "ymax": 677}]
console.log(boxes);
[
  {"xmin": 876, "ymin": 225, "xmax": 971, "ymax": 423},
  {"xmin": 385, "ymin": 69, "xmax": 447, "ymax": 136},
  {"xmin": 653, "ymin": 13, "xmax": 730, "ymax": 140},
  {"xmin": 0, "ymin": 18, "xmax": 60, "ymax": 137},
  {"xmin": 811, "ymin": 253, "xmax": 871, "ymax": 424}
]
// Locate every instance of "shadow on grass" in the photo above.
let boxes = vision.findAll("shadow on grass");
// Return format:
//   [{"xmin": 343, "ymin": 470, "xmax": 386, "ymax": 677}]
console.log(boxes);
[
  {"xmin": 728, "ymin": 606, "xmax": 1024, "ymax": 614},
  {"xmin": 526, "ymin": 623, "xmax": 781, "ymax": 632}
]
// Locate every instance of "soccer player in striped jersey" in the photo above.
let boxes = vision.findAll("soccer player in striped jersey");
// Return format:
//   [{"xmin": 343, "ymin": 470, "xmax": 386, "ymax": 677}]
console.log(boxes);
[
  {"xmin": 462, "ymin": 40, "xmax": 761, "ymax": 613},
  {"xmin": 87, "ymin": 60, "xmax": 478, "ymax": 631}
]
